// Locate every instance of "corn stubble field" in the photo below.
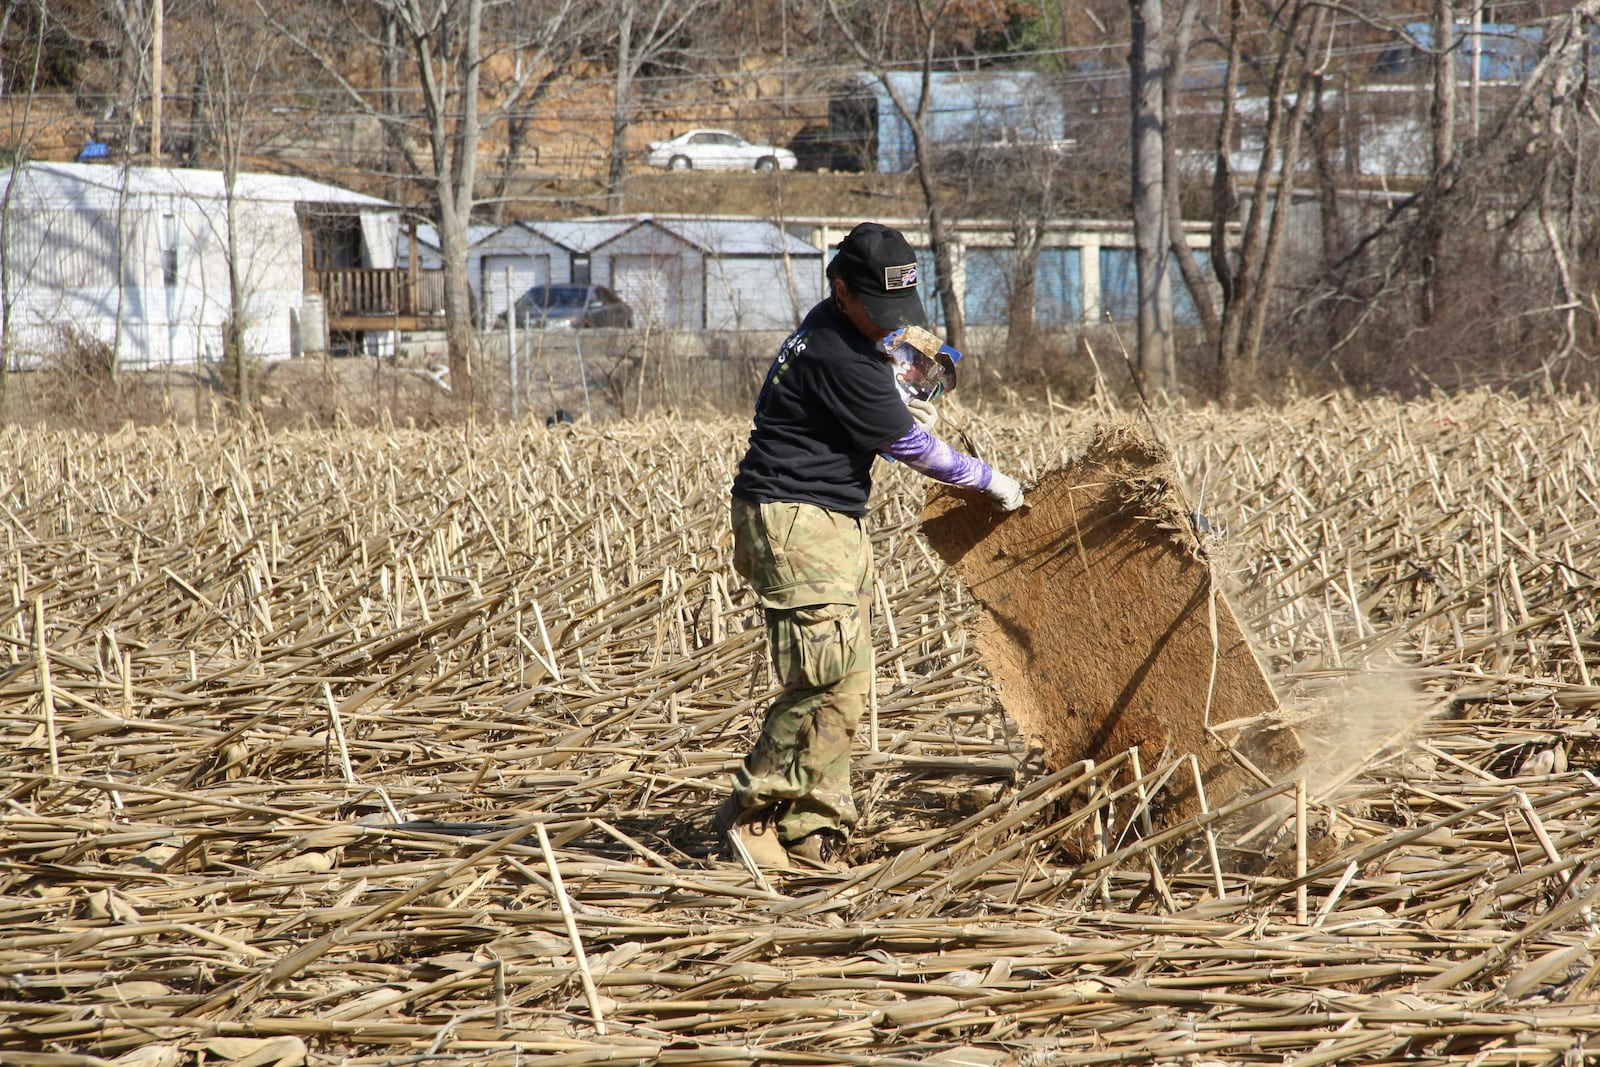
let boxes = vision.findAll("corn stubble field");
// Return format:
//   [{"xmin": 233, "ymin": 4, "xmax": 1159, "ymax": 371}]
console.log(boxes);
[{"xmin": 3, "ymin": 391, "xmax": 1600, "ymax": 1067}]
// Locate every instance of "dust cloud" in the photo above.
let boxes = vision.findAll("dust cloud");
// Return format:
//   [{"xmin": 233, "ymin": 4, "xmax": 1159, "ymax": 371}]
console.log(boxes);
[{"xmin": 1283, "ymin": 668, "xmax": 1441, "ymax": 801}]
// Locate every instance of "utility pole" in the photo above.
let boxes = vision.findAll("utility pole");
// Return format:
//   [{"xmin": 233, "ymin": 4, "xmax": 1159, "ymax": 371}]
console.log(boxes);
[{"xmin": 150, "ymin": 0, "xmax": 163, "ymax": 161}]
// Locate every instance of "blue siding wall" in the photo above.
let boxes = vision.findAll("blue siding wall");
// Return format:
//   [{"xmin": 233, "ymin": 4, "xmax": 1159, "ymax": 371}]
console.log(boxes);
[
  {"xmin": 1100, "ymin": 248, "xmax": 1138, "ymax": 323},
  {"xmin": 1100, "ymin": 248, "xmax": 1211, "ymax": 326},
  {"xmin": 1037, "ymin": 247, "xmax": 1083, "ymax": 326},
  {"xmin": 915, "ymin": 248, "xmax": 944, "ymax": 328},
  {"xmin": 963, "ymin": 246, "xmax": 1085, "ymax": 326},
  {"xmin": 964, "ymin": 248, "xmax": 1010, "ymax": 326}
]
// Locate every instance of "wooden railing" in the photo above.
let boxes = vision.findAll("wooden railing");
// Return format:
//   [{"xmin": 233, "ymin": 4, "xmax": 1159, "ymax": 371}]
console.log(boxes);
[{"xmin": 313, "ymin": 267, "xmax": 446, "ymax": 324}]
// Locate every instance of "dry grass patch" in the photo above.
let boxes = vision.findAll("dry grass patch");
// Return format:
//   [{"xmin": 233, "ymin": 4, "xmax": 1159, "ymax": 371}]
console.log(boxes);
[{"xmin": 1, "ymin": 392, "xmax": 1599, "ymax": 1065}]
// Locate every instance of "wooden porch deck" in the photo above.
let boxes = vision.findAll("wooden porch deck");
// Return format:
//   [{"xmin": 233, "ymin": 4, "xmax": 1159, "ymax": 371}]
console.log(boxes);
[{"xmin": 313, "ymin": 267, "xmax": 447, "ymax": 333}]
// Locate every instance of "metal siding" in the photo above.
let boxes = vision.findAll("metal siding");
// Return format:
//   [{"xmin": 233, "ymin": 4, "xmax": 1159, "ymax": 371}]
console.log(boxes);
[
  {"xmin": 1099, "ymin": 247, "xmax": 1138, "ymax": 322},
  {"xmin": 963, "ymin": 248, "xmax": 1010, "ymax": 326},
  {"xmin": 1099, "ymin": 247, "xmax": 1210, "ymax": 326},
  {"xmin": 964, "ymin": 246, "xmax": 1087, "ymax": 327},
  {"xmin": 702, "ymin": 255, "xmax": 822, "ymax": 331},
  {"xmin": 914, "ymin": 248, "xmax": 944, "ymax": 328},
  {"xmin": 1172, "ymin": 250, "xmax": 1211, "ymax": 326},
  {"xmin": 3, "ymin": 190, "xmax": 306, "ymax": 366},
  {"xmin": 481, "ymin": 254, "xmax": 551, "ymax": 321},
  {"xmin": 863, "ymin": 71, "xmax": 1069, "ymax": 173},
  {"xmin": 687, "ymin": 248, "xmax": 705, "ymax": 330},
  {"xmin": 9, "ymin": 209, "xmax": 117, "ymax": 288},
  {"xmin": 698, "ymin": 255, "xmax": 735, "ymax": 331},
  {"xmin": 782, "ymin": 255, "xmax": 827, "ymax": 324},
  {"xmin": 1403, "ymin": 22, "xmax": 1544, "ymax": 81},
  {"xmin": 1037, "ymin": 247, "xmax": 1084, "ymax": 325},
  {"xmin": 611, "ymin": 253, "xmax": 683, "ymax": 327}
]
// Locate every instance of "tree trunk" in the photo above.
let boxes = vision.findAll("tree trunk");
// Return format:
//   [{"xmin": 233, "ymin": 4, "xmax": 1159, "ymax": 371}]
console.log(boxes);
[
  {"xmin": 380, "ymin": 10, "xmax": 404, "ymax": 204},
  {"xmin": 1310, "ymin": 75, "xmax": 1346, "ymax": 269},
  {"xmin": 0, "ymin": 5, "xmax": 47, "ymax": 422},
  {"xmin": 911, "ymin": 139, "xmax": 965, "ymax": 351},
  {"xmin": 1211, "ymin": 0, "xmax": 1243, "ymax": 403},
  {"xmin": 419, "ymin": 0, "xmax": 484, "ymax": 406},
  {"xmin": 1211, "ymin": 0, "xmax": 1320, "ymax": 402},
  {"xmin": 1423, "ymin": 0, "xmax": 1456, "ymax": 323},
  {"xmin": 267, "ymin": 0, "xmax": 588, "ymax": 417},
  {"xmin": 436, "ymin": 199, "xmax": 475, "ymax": 405},
  {"xmin": 492, "ymin": 64, "xmax": 556, "ymax": 223},
  {"xmin": 1236, "ymin": 5, "xmax": 1325, "ymax": 379},
  {"xmin": 224, "ymin": 184, "xmax": 249, "ymax": 407},
  {"xmin": 1130, "ymin": 0, "xmax": 1174, "ymax": 395},
  {"xmin": 1162, "ymin": 0, "xmax": 1218, "ymax": 351},
  {"xmin": 1007, "ymin": 220, "xmax": 1042, "ymax": 347},
  {"xmin": 606, "ymin": 5, "xmax": 634, "ymax": 215}
]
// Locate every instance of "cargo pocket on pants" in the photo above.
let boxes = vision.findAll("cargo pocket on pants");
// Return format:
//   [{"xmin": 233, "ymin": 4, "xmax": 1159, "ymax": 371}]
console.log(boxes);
[{"xmin": 770, "ymin": 603, "xmax": 861, "ymax": 690}]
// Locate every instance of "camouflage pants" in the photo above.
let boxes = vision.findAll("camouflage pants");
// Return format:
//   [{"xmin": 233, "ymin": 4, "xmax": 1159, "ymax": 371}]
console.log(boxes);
[{"xmin": 729, "ymin": 497, "xmax": 872, "ymax": 843}]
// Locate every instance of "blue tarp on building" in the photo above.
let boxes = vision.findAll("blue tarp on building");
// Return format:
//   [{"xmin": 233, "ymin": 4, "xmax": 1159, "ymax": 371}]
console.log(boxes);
[
  {"xmin": 838, "ymin": 71, "xmax": 1070, "ymax": 173},
  {"xmin": 1375, "ymin": 22, "xmax": 1545, "ymax": 82}
]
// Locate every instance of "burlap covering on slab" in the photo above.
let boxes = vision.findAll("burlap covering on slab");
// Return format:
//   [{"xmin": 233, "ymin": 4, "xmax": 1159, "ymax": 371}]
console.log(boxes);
[{"xmin": 920, "ymin": 424, "xmax": 1300, "ymax": 821}]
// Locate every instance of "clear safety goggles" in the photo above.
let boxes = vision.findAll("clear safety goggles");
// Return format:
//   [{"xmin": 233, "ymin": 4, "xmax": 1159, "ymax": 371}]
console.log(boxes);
[{"xmin": 879, "ymin": 325, "xmax": 962, "ymax": 402}]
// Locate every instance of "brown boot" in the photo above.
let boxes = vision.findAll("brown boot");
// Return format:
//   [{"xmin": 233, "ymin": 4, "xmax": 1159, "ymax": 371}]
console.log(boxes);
[
  {"xmin": 711, "ymin": 797, "xmax": 791, "ymax": 869},
  {"xmin": 786, "ymin": 829, "xmax": 847, "ymax": 871}
]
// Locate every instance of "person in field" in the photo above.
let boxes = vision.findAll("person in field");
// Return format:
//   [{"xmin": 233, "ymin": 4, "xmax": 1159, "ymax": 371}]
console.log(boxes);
[{"xmin": 719, "ymin": 221, "xmax": 1026, "ymax": 869}]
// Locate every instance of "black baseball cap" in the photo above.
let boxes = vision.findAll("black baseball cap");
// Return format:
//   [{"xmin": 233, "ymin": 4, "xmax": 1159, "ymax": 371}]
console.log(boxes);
[{"xmin": 829, "ymin": 222, "xmax": 928, "ymax": 329}]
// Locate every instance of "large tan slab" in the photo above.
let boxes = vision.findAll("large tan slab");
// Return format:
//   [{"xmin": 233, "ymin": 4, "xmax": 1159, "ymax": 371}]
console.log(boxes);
[{"xmin": 920, "ymin": 425, "xmax": 1298, "ymax": 817}]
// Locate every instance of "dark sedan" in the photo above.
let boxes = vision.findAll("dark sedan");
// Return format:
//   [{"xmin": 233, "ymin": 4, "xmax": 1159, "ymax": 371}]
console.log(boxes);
[{"xmin": 504, "ymin": 284, "xmax": 634, "ymax": 328}]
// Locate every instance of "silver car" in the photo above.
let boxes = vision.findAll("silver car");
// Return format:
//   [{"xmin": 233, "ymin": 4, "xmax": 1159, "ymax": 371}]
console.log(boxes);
[{"xmin": 646, "ymin": 129, "xmax": 798, "ymax": 172}]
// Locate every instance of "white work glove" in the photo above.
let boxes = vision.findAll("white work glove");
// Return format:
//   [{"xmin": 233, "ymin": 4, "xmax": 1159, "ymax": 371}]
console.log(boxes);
[
  {"xmin": 906, "ymin": 398, "xmax": 939, "ymax": 432},
  {"xmin": 985, "ymin": 470, "xmax": 1025, "ymax": 512}
]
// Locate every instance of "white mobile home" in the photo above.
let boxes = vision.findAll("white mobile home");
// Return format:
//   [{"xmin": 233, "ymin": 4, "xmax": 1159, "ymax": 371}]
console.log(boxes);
[{"xmin": 0, "ymin": 162, "xmax": 402, "ymax": 369}]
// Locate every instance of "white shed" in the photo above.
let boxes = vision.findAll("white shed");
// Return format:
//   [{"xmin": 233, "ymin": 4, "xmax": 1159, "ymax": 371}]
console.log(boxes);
[
  {"xmin": 595, "ymin": 218, "xmax": 823, "ymax": 331},
  {"xmin": 408, "ymin": 223, "xmax": 500, "ymax": 270},
  {"xmin": 0, "ymin": 162, "xmax": 401, "ymax": 369},
  {"xmin": 471, "ymin": 218, "xmax": 636, "ymax": 326}
]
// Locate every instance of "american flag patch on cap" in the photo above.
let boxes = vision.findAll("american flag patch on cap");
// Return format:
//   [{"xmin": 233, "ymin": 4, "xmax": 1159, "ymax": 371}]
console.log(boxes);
[{"xmin": 883, "ymin": 263, "xmax": 918, "ymax": 290}]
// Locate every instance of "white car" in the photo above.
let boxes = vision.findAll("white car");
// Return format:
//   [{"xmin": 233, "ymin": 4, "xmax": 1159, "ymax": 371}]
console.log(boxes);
[{"xmin": 646, "ymin": 129, "xmax": 798, "ymax": 172}]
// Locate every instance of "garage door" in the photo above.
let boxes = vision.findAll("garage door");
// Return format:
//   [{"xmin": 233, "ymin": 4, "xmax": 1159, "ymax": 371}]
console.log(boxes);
[
  {"xmin": 611, "ymin": 254, "xmax": 683, "ymax": 328},
  {"xmin": 481, "ymin": 254, "xmax": 550, "ymax": 324}
]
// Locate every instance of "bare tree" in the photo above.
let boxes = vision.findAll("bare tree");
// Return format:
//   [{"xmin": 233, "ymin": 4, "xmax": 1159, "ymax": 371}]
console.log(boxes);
[
  {"xmin": 821, "ymin": 0, "xmax": 961, "ymax": 349},
  {"xmin": 601, "ymin": 0, "xmax": 713, "ymax": 215},
  {"xmin": 175, "ymin": 0, "xmax": 275, "ymax": 406},
  {"xmin": 1527, "ymin": 7, "xmax": 1598, "ymax": 379},
  {"xmin": 1421, "ymin": 0, "xmax": 1456, "ymax": 323},
  {"xmin": 938, "ymin": 120, "xmax": 1075, "ymax": 355},
  {"xmin": 1285, "ymin": 1, "xmax": 1600, "ymax": 394},
  {"xmin": 264, "ymin": 0, "xmax": 593, "ymax": 406},
  {"xmin": 1207, "ymin": 0, "xmax": 1328, "ymax": 402},
  {"xmin": 71, "ymin": 0, "xmax": 159, "ymax": 155},
  {"xmin": 488, "ymin": 47, "xmax": 584, "ymax": 222},
  {"xmin": 0, "ymin": 0, "xmax": 52, "ymax": 419},
  {"xmin": 1128, "ymin": 0, "xmax": 1174, "ymax": 393},
  {"xmin": 1162, "ymin": 0, "xmax": 1220, "ymax": 350}
]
